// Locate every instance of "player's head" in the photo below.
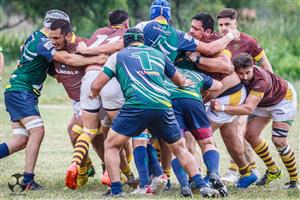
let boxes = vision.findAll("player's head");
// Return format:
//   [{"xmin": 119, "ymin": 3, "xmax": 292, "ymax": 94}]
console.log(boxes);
[
  {"xmin": 109, "ymin": 10, "xmax": 129, "ymax": 28},
  {"xmin": 217, "ymin": 8, "xmax": 238, "ymax": 36},
  {"xmin": 49, "ymin": 19, "xmax": 73, "ymax": 50},
  {"xmin": 232, "ymin": 53, "xmax": 254, "ymax": 85},
  {"xmin": 189, "ymin": 13, "xmax": 214, "ymax": 41},
  {"xmin": 123, "ymin": 28, "xmax": 144, "ymax": 47},
  {"xmin": 150, "ymin": 0, "xmax": 171, "ymax": 21},
  {"xmin": 44, "ymin": 9, "xmax": 70, "ymax": 29}
]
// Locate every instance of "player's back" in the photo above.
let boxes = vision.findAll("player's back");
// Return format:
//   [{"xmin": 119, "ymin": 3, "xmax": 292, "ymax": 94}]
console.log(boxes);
[
  {"xmin": 85, "ymin": 27, "xmax": 127, "ymax": 71},
  {"xmin": 143, "ymin": 20, "xmax": 198, "ymax": 62},
  {"xmin": 114, "ymin": 45, "xmax": 172, "ymax": 109},
  {"xmin": 5, "ymin": 30, "xmax": 53, "ymax": 96}
]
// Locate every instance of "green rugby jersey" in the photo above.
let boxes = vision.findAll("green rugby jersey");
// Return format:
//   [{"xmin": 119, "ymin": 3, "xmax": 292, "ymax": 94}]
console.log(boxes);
[
  {"xmin": 141, "ymin": 20, "xmax": 198, "ymax": 62},
  {"xmin": 103, "ymin": 44, "xmax": 176, "ymax": 110},
  {"xmin": 164, "ymin": 67, "xmax": 213, "ymax": 101},
  {"xmin": 5, "ymin": 30, "xmax": 55, "ymax": 96}
]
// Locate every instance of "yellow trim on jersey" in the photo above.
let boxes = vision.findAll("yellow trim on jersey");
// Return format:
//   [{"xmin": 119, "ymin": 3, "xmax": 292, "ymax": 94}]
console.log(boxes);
[
  {"xmin": 111, "ymin": 24, "xmax": 127, "ymax": 29},
  {"xmin": 40, "ymin": 29, "xmax": 48, "ymax": 37},
  {"xmin": 222, "ymin": 49, "xmax": 232, "ymax": 59},
  {"xmin": 253, "ymin": 50, "xmax": 265, "ymax": 62},
  {"xmin": 285, "ymin": 88, "xmax": 293, "ymax": 100},
  {"xmin": 158, "ymin": 99, "xmax": 172, "ymax": 108},
  {"xmin": 250, "ymin": 90, "xmax": 264, "ymax": 98},
  {"xmin": 155, "ymin": 19, "xmax": 168, "ymax": 25},
  {"xmin": 71, "ymin": 32, "xmax": 76, "ymax": 43},
  {"xmin": 229, "ymin": 89, "xmax": 242, "ymax": 105}
]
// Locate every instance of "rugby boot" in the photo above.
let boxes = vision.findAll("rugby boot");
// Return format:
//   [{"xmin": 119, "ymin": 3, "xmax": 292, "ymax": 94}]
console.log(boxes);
[
  {"xmin": 209, "ymin": 172, "xmax": 228, "ymax": 197},
  {"xmin": 180, "ymin": 186, "xmax": 193, "ymax": 197},
  {"xmin": 283, "ymin": 181, "xmax": 300, "ymax": 190},
  {"xmin": 65, "ymin": 163, "xmax": 79, "ymax": 189},
  {"xmin": 22, "ymin": 180, "xmax": 44, "ymax": 190},
  {"xmin": 256, "ymin": 169, "xmax": 282, "ymax": 186},
  {"xmin": 101, "ymin": 170, "xmax": 111, "ymax": 186},
  {"xmin": 235, "ymin": 171, "xmax": 258, "ymax": 188}
]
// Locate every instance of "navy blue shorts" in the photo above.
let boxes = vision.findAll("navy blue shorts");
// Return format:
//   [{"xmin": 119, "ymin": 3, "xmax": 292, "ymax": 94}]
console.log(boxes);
[
  {"xmin": 111, "ymin": 107, "xmax": 182, "ymax": 144},
  {"xmin": 172, "ymin": 98, "xmax": 212, "ymax": 140},
  {"xmin": 4, "ymin": 91, "xmax": 40, "ymax": 122}
]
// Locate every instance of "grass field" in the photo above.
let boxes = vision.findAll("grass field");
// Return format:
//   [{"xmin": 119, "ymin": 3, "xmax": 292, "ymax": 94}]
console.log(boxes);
[{"xmin": 0, "ymin": 104, "xmax": 299, "ymax": 199}]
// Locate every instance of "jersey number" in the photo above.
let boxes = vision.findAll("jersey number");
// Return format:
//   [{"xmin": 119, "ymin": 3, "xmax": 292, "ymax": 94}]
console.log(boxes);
[{"xmin": 131, "ymin": 51, "xmax": 153, "ymax": 70}]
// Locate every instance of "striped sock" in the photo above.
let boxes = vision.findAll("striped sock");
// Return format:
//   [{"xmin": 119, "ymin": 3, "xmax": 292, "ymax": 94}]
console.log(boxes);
[
  {"xmin": 277, "ymin": 145, "xmax": 299, "ymax": 182},
  {"xmin": 239, "ymin": 165, "xmax": 251, "ymax": 177},
  {"xmin": 121, "ymin": 164, "xmax": 133, "ymax": 178},
  {"xmin": 229, "ymin": 161, "xmax": 238, "ymax": 172},
  {"xmin": 152, "ymin": 140, "xmax": 161, "ymax": 162},
  {"xmin": 249, "ymin": 161, "xmax": 257, "ymax": 170},
  {"xmin": 254, "ymin": 140, "xmax": 278, "ymax": 172},
  {"xmin": 72, "ymin": 134, "xmax": 91, "ymax": 166},
  {"xmin": 164, "ymin": 167, "xmax": 172, "ymax": 180}
]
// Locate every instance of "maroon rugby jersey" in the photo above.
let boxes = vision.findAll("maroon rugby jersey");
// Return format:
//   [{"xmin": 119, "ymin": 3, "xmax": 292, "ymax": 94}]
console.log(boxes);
[
  {"xmin": 201, "ymin": 32, "xmax": 232, "ymax": 81},
  {"xmin": 53, "ymin": 35, "xmax": 86, "ymax": 101},
  {"xmin": 85, "ymin": 26, "xmax": 127, "ymax": 70},
  {"xmin": 227, "ymin": 32, "xmax": 264, "ymax": 62},
  {"xmin": 246, "ymin": 67, "xmax": 288, "ymax": 107}
]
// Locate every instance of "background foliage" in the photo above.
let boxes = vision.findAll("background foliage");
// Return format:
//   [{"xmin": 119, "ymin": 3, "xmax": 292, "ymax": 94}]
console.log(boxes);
[{"xmin": 0, "ymin": 0, "xmax": 299, "ymax": 80}]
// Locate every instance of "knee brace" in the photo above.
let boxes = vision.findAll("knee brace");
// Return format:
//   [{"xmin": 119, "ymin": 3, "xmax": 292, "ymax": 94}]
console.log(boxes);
[
  {"xmin": 12, "ymin": 128, "xmax": 29, "ymax": 137},
  {"xmin": 24, "ymin": 118, "xmax": 44, "ymax": 130}
]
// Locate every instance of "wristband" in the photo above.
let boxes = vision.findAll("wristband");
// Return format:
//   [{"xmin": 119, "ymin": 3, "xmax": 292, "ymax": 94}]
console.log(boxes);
[
  {"xmin": 221, "ymin": 104, "xmax": 226, "ymax": 112},
  {"xmin": 195, "ymin": 55, "xmax": 201, "ymax": 64},
  {"xmin": 226, "ymin": 32, "xmax": 234, "ymax": 40}
]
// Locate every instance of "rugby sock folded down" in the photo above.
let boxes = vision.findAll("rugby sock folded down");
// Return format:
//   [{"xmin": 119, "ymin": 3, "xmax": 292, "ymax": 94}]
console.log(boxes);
[
  {"xmin": 254, "ymin": 140, "xmax": 278, "ymax": 172},
  {"xmin": 111, "ymin": 181, "xmax": 122, "ymax": 195},
  {"xmin": 239, "ymin": 165, "xmax": 251, "ymax": 177},
  {"xmin": 133, "ymin": 146, "xmax": 149, "ymax": 187},
  {"xmin": 171, "ymin": 158, "xmax": 189, "ymax": 187},
  {"xmin": 0, "ymin": 143, "xmax": 9, "ymax": 159},
  {"xmin": 23, "ymin": 172, "xmax": 34, "ymax": 184},
  {"xmin": 147, "ymin": 143, "xmax": 163, "ymax": 177},
  {"xmin": 277, "ymin": 145, "xmax": 299, "ymax": 182},
  {"xmin": 72, "ymin": 134, "xmax": 91, "ymax": 167},
  {"xmin": 203, "ymin": 150, "xmax": 220, "ymax": 175},
  {"xmin": 192, "ymin": 174, "xmax": 208, "ymax": 188}
]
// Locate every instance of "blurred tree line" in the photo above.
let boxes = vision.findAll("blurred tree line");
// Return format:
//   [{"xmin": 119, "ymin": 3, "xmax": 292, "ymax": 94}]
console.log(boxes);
[{"xmin": 0, "ymin": 0, "xmax": 299, "ymax": 79}]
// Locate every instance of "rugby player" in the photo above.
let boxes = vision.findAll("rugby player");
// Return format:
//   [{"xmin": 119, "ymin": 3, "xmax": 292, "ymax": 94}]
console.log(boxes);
[
  {"xmin": 0, "ymin": 9, "xmax": 106, "ymax": 190},
  {"xmin": 49, "ymin": 19, "xmax": 108, "ymax": 187},
  {"xmin": 90, "ymin": 28, "xmax": 220, "ymax": 198},
  {"xmin": 211, "ymin": 53, "xmax": 299, "ymax": 189},
  {"xmin": 187, "ymin": 13, "xmax": 258, "ymax": 188},
  {"xmin": 217, "ymin": 8, "xmax": 273, "ymax": 182},
  {"xmin": 65, "ymin": 10, "xmax": 134, "ymax": 190}
]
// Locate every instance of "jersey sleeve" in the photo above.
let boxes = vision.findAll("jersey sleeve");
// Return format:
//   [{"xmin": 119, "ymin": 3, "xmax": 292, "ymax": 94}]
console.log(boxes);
[
  {"xmin": 201, "ymin": 74, "xmax": 213, "ymax": 90},
  {"xmin": 249, "ymin": 78, "xmax": 267, "ymax": 98},
  {"xmin": 249, "ymin": 38, "xmax": 264, "ymax": 62},
  {"xmin": 37, "ymin": 38, "xmax": 56, "ymax": 62},
  {"xmin": 176, "ymin": 30, "xmax": 198, "ymax": 52},
  {"xmin": 102, "ymin": 52, "xmax": 117, "ymax": 79},
  {"xmin": 164, "ymin": 55, "xmax": 176, "ymax": 78}
]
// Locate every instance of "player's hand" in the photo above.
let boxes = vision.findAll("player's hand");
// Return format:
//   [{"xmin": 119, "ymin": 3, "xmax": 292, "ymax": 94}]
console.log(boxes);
[
  {"xmin": 186, "ymin": 51, "xmax": 200, "ymax": 63},
  {"xmin": 89, "ymin": 90, "xmax": 100, "ymax": 100},
  {"xmin": 97, "ymin": 54, "xmax": 109, "ymax": 64},
  {"xmin": 210, "ymin": 99, "xmax": 222, "ymax": 111},
  {"xmin": 89, "ymin": 79, "xmax": 101, "ymax": 99},
  {"xmin": 77, "ymin": 42, "xmax": 88, "ymax": 54},
  {"xmin": 180, "ymin": 77, "xmax": 194, "ymax": 88},
  {"xmin": 227, "ymin": 29, "xmax": 240, "ymax": 41}
]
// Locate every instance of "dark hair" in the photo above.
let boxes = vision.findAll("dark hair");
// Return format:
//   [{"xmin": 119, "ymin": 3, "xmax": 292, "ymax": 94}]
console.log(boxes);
[
  {"xmin": 232, "ymin": 53, "xmax": 254, "ymax": 70},
  {"xmin": 109, "ymin": 10, "xmax": 129, "ymax": 25},
  {"xmin": 192, "ymin": 13, "xmax": 214, "ymax": 31},
  {"xmin": 50, "ymin": 19, "xmax": 72, "ymax": 35},
  {"xmin": 123, "ymin": 28, "xmax": 144, "ymax": 47},
  {"xmin": 217, "ymin": 8, "xmax": 237, "ymax": 20}
]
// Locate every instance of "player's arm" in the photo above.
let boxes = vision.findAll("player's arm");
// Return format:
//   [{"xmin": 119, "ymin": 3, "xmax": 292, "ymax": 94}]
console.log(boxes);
[
  {"xmin": 77, "ymin": 40, "xmax": 124, "ymax": 55},
  {"xmin": 164, "ymin": 56, "xmax": 193, "ymax": 88},
  {"xmin": 195, "ymin": 30, "xmax": 240, "ymax": 56},
  {"xmin": 53, "ymin": 51, "xmax": 108, "ymax": 66},
  {"xmin": 90, "ymin": 53, "xmax": 117, "ymax": 99},
  {"xmin": 188, "ymin": 51, "xmax": 234, "ymax": 74},
  {"xmin": 256, "ymin": 55, "xmax": 273, "ymax": 73},
  {"xmin": 211, "ymin": 91, "xmax": 262, "ymax": 115}
]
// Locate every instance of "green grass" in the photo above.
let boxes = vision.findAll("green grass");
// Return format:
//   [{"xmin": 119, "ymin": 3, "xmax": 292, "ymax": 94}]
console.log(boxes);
[{"xmin": 0, "ymin": 105, "xmax": 299, "ymax": 199}]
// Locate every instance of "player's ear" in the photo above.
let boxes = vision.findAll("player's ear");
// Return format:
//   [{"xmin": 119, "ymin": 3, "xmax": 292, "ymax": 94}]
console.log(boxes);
[{"xmin": 66, "ymin": 32, "xmax": 73, "ymax": 41}]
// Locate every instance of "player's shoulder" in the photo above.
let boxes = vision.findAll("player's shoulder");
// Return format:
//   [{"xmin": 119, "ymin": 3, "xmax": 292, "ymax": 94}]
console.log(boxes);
[
  {"xmin": 240, "ymin": 32, "xmax": 259, "ymax": 44},
  {"xmin": 135, "ymin": 20, "xmax": 152, "ymax": 31}
]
